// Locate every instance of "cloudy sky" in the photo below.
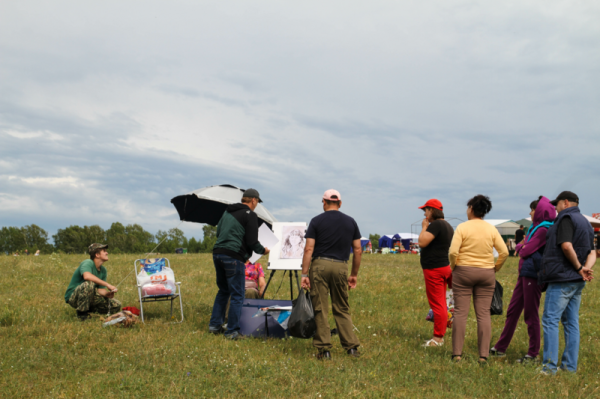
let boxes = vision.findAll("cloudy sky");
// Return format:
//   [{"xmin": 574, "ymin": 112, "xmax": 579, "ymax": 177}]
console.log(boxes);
[{"xmin": 1, "ymin": 1, "xmax": 599, "ymax": 241}]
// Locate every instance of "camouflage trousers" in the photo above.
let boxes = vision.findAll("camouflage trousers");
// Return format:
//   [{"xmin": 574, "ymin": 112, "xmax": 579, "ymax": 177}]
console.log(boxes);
[{"xmin": 68, "ymin": 281, "xmax": 122, "ymax": 315}]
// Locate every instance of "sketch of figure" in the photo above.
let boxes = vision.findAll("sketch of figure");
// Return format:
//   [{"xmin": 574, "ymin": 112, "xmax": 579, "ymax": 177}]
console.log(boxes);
[{"xmin": 280, "ymin": 226, "xmax": 306, "ymax": 259}]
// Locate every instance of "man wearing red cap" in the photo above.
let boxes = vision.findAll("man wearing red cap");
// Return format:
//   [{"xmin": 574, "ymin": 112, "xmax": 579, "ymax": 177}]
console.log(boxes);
[
  {"xmin": 418, "ymin": 199, "xmax": 454, "ymax": 347},
  {"xmin": 301, "ymin": 189, "xmax": 362, "ymax": 360}
]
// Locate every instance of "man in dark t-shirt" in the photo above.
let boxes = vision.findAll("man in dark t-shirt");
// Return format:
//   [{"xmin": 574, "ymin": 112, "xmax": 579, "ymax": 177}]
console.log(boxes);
[
  {"xmin": 417, "ymin": 199, "xmax": 454, "ymax": 347},
  {"xmin": 515, "ymin": 226, "xmax": 526, "ymax": 244},
  {"xmin": 301, "ymin": 189, "xmax": 362, "ymax": 360}
]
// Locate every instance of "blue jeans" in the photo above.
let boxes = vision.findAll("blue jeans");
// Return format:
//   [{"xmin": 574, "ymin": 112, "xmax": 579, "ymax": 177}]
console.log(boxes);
[
  {"xmin": 209, "ymin": 254, "xmax": 246, "ymax": 335},
  {"xmin": 542, "ymin": 281, "xmax": 586, "ymax": 374}
]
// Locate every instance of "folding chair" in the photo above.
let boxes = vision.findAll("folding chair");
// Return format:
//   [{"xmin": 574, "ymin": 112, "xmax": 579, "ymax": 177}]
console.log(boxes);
[{"xmin": 135, "ymin": 258, "xmax": 184, "ymax": 323}]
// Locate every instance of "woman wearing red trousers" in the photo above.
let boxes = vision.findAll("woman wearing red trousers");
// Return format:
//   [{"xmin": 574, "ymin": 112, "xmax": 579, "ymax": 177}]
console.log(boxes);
[{"xmin": 418, "ymin": 199, "xmax": 455, "ymax": 347}]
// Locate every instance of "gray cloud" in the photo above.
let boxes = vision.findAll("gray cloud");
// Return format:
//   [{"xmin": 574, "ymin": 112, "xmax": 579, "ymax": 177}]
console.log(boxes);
[{"xmin": 1, "ymin": 1, "xmax": 599, "ymax": 242}]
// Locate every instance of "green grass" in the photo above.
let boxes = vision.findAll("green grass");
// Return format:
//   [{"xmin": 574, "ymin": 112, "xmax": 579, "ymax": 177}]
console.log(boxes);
[{"xmin": 2, "ymin": 253, "xmax": 600, "ymax": 398}]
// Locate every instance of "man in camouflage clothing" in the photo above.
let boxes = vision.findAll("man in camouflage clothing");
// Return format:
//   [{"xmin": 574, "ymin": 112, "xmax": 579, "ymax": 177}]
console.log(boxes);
[{"xmin": 64, "ymin": 243, "xmax": 121, "ymax": 320}]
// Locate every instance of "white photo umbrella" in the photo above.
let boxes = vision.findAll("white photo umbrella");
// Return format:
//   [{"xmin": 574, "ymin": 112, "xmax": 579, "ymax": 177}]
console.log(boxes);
[{"xmin": 171, "ymin": 184, "xmax": 278, "ymax": 228}]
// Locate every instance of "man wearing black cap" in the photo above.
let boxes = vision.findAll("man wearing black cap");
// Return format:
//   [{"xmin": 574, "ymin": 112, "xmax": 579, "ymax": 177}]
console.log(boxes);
[
  {"xmin": 208, "ymin": 188, "xmax": 270, "ymax": 339},
  {"xmin": 64, "ymin": 243, "xmax": 121, "ymax": 320},
  {"xmin": 540, "ymin": 191, "xmax": 596, "ymax": 375}
]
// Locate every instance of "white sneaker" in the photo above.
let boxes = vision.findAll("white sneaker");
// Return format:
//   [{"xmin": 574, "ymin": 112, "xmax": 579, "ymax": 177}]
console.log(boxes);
[{"xmin": 422, "ymin": 338, "xmax": 444, "ymax": 347}]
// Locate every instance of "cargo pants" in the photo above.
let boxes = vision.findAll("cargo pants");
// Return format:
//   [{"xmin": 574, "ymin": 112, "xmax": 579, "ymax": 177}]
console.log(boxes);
[
  {"xmin": 309, "ymin": 258, "xmax": 360, "ymax": 351},
  {"xmin": 68, "ymin": 281, "xmax": 122, "ymax": 315}
]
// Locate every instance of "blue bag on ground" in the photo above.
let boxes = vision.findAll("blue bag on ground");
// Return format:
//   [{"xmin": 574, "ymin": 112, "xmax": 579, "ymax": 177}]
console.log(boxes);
[
  {"xmin": 490, "ymin": 280, "xmax": 503, "ymax": 315},
  {"xmin": 288, "ymin": 289, "xmax": 316, "ymax": 339}
]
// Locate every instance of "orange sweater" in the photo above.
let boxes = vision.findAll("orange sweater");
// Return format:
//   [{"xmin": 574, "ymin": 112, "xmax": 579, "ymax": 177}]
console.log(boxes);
[{"xmin": 449, "ymin": 219, "xmax": 509, "ymax": 271}]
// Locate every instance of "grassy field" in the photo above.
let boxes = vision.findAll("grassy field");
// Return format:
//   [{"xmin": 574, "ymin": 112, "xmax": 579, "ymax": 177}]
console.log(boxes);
[{"xmin": 1, "ymin": 253, "xmax": 599, "ymax": 398}]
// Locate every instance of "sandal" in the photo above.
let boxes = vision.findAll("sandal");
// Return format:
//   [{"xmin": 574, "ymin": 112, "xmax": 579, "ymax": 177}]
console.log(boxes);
[
  {"xmin": 452, "ymin": 355, "xmax": 462, "ymax": 363},
  {"xmin": 422, "ymin": 338, "xmax": 444, "ymax": 347},
  {"xmin": 478, "ymin": 357, "xmax": 488, "ymax": 365}
]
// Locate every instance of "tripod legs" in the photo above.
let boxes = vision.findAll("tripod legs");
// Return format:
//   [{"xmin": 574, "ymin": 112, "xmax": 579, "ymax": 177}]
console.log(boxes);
[
  {"xmin": 261, "ymin": 269, "xmax": 302, "ymax": 300},
  {"xmin": 261, "ymin": 270, "xmax": 276, "ymax": 299}
]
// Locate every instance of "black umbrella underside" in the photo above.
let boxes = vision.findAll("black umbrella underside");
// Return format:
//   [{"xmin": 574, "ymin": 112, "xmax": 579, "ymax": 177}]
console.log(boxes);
[{"xmin": 171, "ymin": 195, "xmax": 270, "ymax": 228}]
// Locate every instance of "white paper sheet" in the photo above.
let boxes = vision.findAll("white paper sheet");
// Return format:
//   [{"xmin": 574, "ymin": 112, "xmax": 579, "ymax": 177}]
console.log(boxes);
[{"xmin": 248, "ymin": 224, "xmax": 279, "ymax": 264}]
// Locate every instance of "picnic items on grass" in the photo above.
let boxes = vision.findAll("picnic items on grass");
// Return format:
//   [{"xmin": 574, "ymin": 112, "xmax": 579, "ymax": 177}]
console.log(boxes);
[{"xmin": 102, "ymin": 310, "xmax": 139, "ymax": 328}]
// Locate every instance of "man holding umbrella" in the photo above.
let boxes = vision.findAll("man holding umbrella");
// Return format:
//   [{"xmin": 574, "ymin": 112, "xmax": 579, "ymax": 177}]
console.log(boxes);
[{"xmin": 209, "ymin": 188, "xmax": 270, "ymax": 339}]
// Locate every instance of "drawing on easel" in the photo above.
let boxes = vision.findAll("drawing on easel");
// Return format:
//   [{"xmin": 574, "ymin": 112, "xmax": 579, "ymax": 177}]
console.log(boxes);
[
  {"xmin": 280, "ymin": 226, "xmax": 306, "ymax": 259},
  {"xmin": 268, "ymin": 222, "xmax": 306, "ymax": 270}
]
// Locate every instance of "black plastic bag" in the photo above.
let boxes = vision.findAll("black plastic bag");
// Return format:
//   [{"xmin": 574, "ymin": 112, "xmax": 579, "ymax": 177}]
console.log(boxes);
[
  {"xmin": 490, "ymin": 280, "xmax": 503, "ymax": 315},
  {"xmin": 288, "ymin": 289, "xmax": 316, "ymax": 339}
]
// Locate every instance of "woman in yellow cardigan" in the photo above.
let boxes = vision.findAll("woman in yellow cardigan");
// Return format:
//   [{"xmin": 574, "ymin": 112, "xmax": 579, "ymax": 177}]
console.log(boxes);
[{"xmin": 449, "ymin": 195, "xmax": 509, "ymax": 363}]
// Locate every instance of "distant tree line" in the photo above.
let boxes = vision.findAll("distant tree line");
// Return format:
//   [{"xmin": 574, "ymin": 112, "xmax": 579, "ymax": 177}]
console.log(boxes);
[
  {"xmin": 0, "ymin": 222, "xmax": 217, "ymax": 255},
  {"xmin": 369, "ymin": 234, "xmax": 380, "ymax": 250}
]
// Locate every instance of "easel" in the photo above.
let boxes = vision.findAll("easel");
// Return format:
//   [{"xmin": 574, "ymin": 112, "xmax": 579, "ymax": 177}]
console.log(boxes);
[{"xmin": 261, "ymin": 263, "xmax": 301, "ymax": 301}]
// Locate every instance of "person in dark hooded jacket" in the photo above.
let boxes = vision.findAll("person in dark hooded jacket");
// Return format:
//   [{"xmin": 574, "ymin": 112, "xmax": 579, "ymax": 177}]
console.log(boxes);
[
  {"xmin": 539, "ymin": 191, "xmax": 595, "ymax": 375},
  {"xmin": 490, "ymin": 196, "xmax": 555, "ymax": 363},
  {"xmin": 208, "ymin": 189, "xmax": 270, "ymax": 340}
]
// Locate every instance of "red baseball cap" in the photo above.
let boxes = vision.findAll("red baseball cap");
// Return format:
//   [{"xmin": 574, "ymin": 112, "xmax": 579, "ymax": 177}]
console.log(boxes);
[
  {"xmin": 323, "ymin": 189, "xmax": 341, "ymax": 201},
  {"xmin": 418, "ymin": 199, "xmax": 443, "ymax": 211}
]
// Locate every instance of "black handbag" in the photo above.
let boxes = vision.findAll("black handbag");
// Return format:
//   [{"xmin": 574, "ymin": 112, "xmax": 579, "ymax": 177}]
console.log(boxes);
[
  {"xmin": 288, "ymin": 289, "xmax": 316, "ymax": 339},
  {"xmin": 490, "ymin": 280, "xmax": 503, "ymax": 315}
]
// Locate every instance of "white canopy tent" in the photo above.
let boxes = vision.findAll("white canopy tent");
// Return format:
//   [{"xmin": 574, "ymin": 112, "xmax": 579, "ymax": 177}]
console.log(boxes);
[
  {"xmin": 484, "ymin": 219, "xmax": 521, "ymax": 236},
  {"xmin": 395, "ymin": 232, "xmax": 420, "ymax": 240}
]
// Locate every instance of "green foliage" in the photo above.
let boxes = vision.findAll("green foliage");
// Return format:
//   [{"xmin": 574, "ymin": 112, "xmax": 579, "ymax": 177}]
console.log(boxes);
[
  {"xmin": 107, "ymin": 222, "xmax": 155, "ymax": 253},
  {"xmin": 202, "ymin": 225, "xmax": 217, "ymax": 240},
  {"xmin": 2, "ymin": 222, "xmax": 219, "ymax": 255},
  {"xmin": 0, "ymin": 226, "xmax": 23, "ymax": 254},
  {"xmin": 53, "ymin": 224, "xmax": 106, "ymax": 254},
  {"xmin": 154, "ymin": 228, "xmax": 186, "ymax": 254},
  {"xmin": 0, "ymin": 224, "xmax": 54, "ymax": 254},
  {"xmin": 369, "ymin": 233, "xmax": 381, "ymax": 250},
  {"xmin": 200, "ymin": 225, "xmax": 218, "ymax": 253},
  {"xmin": 187, "ymin": 237, "xmax": 200, "ymax": 253}
]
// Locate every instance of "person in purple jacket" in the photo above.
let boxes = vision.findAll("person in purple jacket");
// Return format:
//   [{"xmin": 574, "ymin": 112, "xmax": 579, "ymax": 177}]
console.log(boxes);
[{"xmin": 490, "ymin": 196, "xmax": 556, "ymax": 363}]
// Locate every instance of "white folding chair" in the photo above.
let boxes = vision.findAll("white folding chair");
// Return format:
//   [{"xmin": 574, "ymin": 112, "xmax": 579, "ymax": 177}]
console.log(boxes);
[{"xmin": 135, "ymin": 258, "xmax": 184, "ymax": 323}]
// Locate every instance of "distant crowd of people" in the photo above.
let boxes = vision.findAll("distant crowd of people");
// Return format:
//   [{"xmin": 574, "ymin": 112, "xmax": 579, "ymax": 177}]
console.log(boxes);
[{"xmin": 12, "ymin": 249, "xmax": 40, "ymax": 256}]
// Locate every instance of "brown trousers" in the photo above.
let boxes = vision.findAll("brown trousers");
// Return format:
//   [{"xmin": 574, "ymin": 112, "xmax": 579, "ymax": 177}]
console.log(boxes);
[
  {"xmin": 452, "ymin": 266, "xmax": 496, "ymax": 358},
  {"xmin": 309, "ymin": 258, "xmax": 360, "ymax": 351}
]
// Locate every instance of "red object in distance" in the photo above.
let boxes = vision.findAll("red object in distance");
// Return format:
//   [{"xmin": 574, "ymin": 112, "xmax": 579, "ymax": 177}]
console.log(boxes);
[{"xmin": 122, "ymin": 306, "xmax": 140, "ymax": 316}]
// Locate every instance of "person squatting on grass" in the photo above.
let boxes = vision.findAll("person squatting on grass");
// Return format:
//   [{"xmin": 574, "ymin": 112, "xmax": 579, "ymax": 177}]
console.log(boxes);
[
  {"xmin": 449, "ymin": 195, "xmax": 509, "ymax": 364},
  {"xmin": 208, "ymin": 188, "xmax": 270, "ymax": 340},
  {"xmin": 490, "ymin": 196, "xmax": 556, "ymax": 363},
  {"xmin": 301, "ymin": 189, "xmax": 362, "ymax": 360},
  {"xmin": 64, "ymin": 243, "xmax": 121, "ymax": 320},
  {"xmin": 539, "ymin": 191, "xmax": 596, "ymax": 375},
  {"xmin": 417, "ymin": 199, "xmax": 454, "ymax": 347}
]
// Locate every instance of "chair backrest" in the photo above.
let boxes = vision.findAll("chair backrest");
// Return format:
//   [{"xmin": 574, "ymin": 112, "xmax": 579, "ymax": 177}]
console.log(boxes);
[{"xmin": 135, "ymin": 258, "xmax": 171, "ymax": 276}]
